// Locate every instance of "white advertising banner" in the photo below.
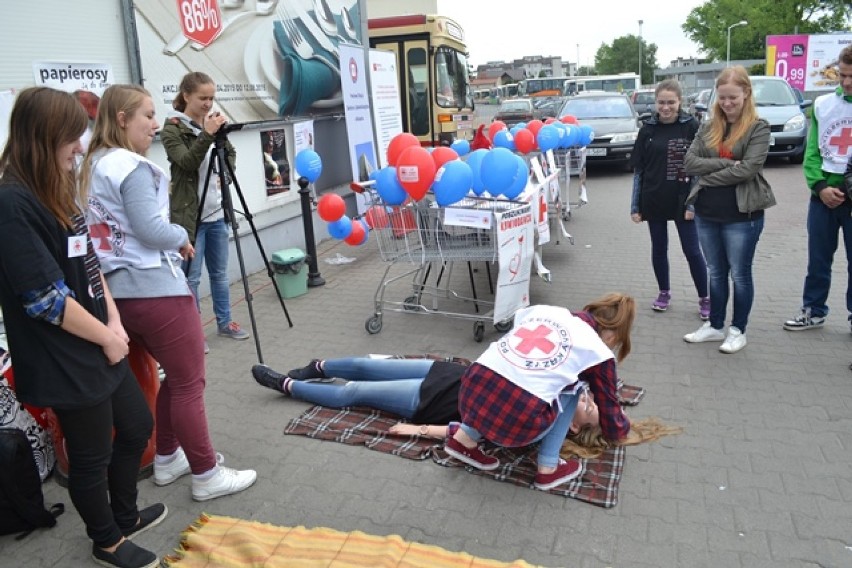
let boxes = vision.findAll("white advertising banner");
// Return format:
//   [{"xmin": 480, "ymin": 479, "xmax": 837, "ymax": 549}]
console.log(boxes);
[
  {"xmin": 368, "ymin": 49, "xmax": 403, "ymax": 168},
  {"xmin": 32, "ymin": 62, "xmax": 113, "ymax": 95},
  {"xmin": 338, "ymin": 43, "xmax": 378, "ymax": 184},
  {"xmin": 493, "ymin": 203, "xmax": 534, "ymax": 323}
]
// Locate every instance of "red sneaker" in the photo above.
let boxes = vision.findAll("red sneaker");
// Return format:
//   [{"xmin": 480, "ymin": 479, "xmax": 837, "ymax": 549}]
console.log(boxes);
[
  {"xmin": 444, "ymin": 436, "xmax": 500, "ymax": 471},
  {"xmin": 534, "ymin": 459, "xmax": 582, "ymax": 490}
]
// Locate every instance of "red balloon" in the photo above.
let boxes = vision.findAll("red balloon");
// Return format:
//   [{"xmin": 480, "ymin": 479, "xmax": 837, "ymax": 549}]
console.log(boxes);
[
  {"xmin": 560, "ymin": 114, "xmax": 579, "ymax": 125},
  {"xmin": 431, "ymin": 146, "xmax": 459, "ymax": 170},
  {"xmin": 514, "ymin": 128, "xmax": 536, "ymax": 154},
  {"xmin": 396, "ymin": 146, "xmax": 436, "ymax": 201},
  {"xmin": 489, "ymin": 120, "xmax": 507, "ymax": 141},
  {"xmin": 317, "ymin": 193, "xmax": 346, "ymax": 222},
  {"xmin": 364, "ymin": 205, "xmax": 389, "ymax": 229},
  {"xmin": 387, "ymin": 133, "xmax": 420, "ymax": 166},
  {"xmin": 544, "ymin": 117, "xmax": 557, "ymax": 125},
  {"xmin": 344, "ymin": 220, "xmax": 367, "ymax": 245},
  {"xmin": 526, "ymin": 119, "xmax": 544, "ymax": 137}
]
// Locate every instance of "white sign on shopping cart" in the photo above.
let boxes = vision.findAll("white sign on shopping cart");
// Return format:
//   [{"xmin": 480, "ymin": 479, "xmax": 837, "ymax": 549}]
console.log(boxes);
[
  {"xmin": 442, "ymin": 207, "xmax": 492, "ymax": 229},
  {"xmin": 493, "ymin": 203, "xmax": 534, "ymax": 324}
]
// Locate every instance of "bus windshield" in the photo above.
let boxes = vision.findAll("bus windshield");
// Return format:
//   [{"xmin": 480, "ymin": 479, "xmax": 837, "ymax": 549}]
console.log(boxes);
[{"xmin": 435, "ymin": 47, "xmax": 471, "ymax": 108}]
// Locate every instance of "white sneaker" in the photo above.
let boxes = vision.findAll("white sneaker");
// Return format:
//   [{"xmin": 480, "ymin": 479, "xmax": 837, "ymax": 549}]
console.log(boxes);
[
  {"xmin": 719, "ymin": 326, "xmax": 747, "ymax": 354},
  {"xmin": 683, "ymin": 321, "xmax": 725, "ymax": 343},
  {"xmin": 192, "ymin": 466, "xmax": 257, "ymax": 501},
  {"xmin": 153, "ymin": 447, "xmax": 191, "ymax": 486}
]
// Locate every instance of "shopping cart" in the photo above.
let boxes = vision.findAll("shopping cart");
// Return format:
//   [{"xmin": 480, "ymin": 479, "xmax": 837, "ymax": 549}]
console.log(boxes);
[
  {"xmin": 551, "ymin": 147, "xmax": 589, "ymax": 221},
  {"xmin": 364, "ymin": 192, "xmax": 530, "ymax": 342}
]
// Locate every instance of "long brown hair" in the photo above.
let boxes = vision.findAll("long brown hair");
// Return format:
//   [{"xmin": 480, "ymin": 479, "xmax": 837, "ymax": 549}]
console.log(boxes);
[
  {"xmin": 173, "ymin": 71, "xmax": 214, "ymax": 112},
  {"xmin": 78, "ymin": 84, "xmax": 151, "ymax": 203},
  {"xmin": 582, "ymin": 293, "xmax": 636, "ymax": 362},
  {"xmin": 0, "ymin": 87, "xmax": 87, "ymax": 228},
  {"xmin": 704, "ymin": 66, "xmax": 758, "ymax": 151}
]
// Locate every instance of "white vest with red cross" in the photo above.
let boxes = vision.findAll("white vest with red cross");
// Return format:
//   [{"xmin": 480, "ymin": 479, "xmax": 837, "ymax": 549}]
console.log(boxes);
[
  {"xmin": 814, "ymin": 91, "xmax": 852, "ymax": 174},
  {"xmin": 476, "ymin": 305, "xmax": 614, "ymax": 404},
  {"xmin": 86, "ymin": 148, "xmax": 175, "ymax": 273}
]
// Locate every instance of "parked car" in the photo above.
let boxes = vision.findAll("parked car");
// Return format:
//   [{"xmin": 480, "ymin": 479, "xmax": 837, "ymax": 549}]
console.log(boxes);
[
  {"xmin": 689, "ymin": 89, "xmax": 712, "ymax": 123},
  {"xmin": 493, "ymin": 98, "xmax": 539, "ymax": 127},
  {"xmin": 558, "ymin": 91, "xmax": 641, "ymax": 169},
  {"xmin": 534, "ymin": 96, "xmax": 564, "ymax": 119},
  {"xmin": 631, "ymin": 89, "xmax": 656, "ymax": 117},
  {"xmin": 696, "ymin": 76, "xmax": 812, "ymax": 164}
]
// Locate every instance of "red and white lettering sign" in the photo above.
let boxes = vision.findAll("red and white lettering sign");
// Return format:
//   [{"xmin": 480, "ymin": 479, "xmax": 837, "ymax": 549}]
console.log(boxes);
[{"xmin": 176, "ymin": 0, "xmax": 222, "ymax": 47}]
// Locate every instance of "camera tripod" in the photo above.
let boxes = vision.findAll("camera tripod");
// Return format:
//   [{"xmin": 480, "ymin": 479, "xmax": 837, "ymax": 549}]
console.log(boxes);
[{"xmin": 188, "ymin": 123, "xmax": 293, "ymax": 364}]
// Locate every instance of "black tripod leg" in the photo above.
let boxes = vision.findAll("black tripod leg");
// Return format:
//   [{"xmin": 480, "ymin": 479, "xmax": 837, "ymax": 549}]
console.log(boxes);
[{"xmin": 219, "ymin": 143, "xmax": 294, "ymax": 339}]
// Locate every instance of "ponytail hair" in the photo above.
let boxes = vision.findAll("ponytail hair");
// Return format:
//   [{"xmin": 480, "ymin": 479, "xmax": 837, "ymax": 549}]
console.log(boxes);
[{"xmin": 173, "ymin": 71, "xmax": 214, "ymax": 112}]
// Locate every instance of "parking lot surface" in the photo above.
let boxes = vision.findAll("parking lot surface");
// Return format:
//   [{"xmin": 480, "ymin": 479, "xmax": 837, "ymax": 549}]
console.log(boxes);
[{"xmin": 5, "ymin": 160, "xmax": 852, "ymax": 567}]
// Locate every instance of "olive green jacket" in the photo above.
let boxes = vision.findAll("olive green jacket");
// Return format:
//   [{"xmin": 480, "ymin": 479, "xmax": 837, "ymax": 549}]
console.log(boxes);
[
  {"xmin": 684, "ymin": 118, "xmax": 776, "ymax": 214},
  {"xmin": 160, "ymin": 114, "xmax": 235, "ymax": 241}
]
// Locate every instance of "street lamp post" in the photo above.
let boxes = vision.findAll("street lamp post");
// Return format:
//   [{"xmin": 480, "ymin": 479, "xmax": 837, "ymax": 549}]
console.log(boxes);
[
  {"xmin": 726, "ymin": 20, "xmax": 748, "ymax": 67},
  {"xmin": 576, "ymin": 43, "xmax": 580, "ymax": 76},
  {"xmin": 638, "ymin": 20, "xmax": 643, "ymax": 86}
]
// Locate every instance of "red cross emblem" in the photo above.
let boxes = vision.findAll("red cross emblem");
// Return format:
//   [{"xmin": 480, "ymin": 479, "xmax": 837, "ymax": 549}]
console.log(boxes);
[
  {"xmin": 514, "ymin": 324, "xmax": 555, "ymax": 356},
  {"xmin": 89, "ymin": 223, "xmax": 112, "ymax": 250},
  {"xmin": 829, "ymin": 127, "xmax": 852, "ymax": 154}
]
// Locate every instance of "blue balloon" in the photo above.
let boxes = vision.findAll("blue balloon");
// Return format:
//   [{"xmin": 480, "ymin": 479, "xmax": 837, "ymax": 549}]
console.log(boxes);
[
  {"xmin": 579, "ymin": 124, "xmax": 595, "ymax": 146},
  {"xmin": 492, "ymin": 129, "xmax": 514, "ymax": 150},
  {"xmin": 515, "ymin": 122, "xmax": 527, "ymax": 130},
  {"xmin": 509, "ymin": 125, "xmax": 522, "ymax": 135},
  {"xmin": 564, "ymin": 124, "xmax": 581, "ymax": 148},
  {"xmin": 374, "ymin": 166, "xmax": 408, "ymax": 205},
  {"xmin": 450, "ymin": 139, "xmax": 470, "ymax": 157},
  {"xmin": 503, "ymin": 155, "xmax": 529, "ymax": 200},
  {"xmin": 328, "ymin": 215, "xmax": 353, "ymax": 239},
  {"xmin": 465, "ymin": 149, "xmax": 489, "ymax": 196},
  {"xmin": 295, "ymin": 149, "xmax": 323, "ymax": 183},
  {"xmin": 433, "ymin": 160, "xmax": 473, "ymax": 206},
  {"xmin": 537, "ymin": 124, "xmax": 560, "ymax": 152},
  {"xmin": 481, "ymin": 147, "xmax": 517, "ymax": 196}
]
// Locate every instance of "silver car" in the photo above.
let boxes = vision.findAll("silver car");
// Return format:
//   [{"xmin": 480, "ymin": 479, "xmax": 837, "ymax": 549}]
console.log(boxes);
[
  {"xmin": 557, "ymin": 91, "xmax": 640, "ymax": 170},
  {"xmin": 695, "ymin": 76, "xmax": 812, "ymax": 164}
]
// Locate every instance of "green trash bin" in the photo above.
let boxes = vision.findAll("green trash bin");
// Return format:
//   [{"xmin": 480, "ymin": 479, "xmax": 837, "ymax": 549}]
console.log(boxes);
[{"xmin": 271, "ymin": 248, "xmax": 308, "ymax": 298}]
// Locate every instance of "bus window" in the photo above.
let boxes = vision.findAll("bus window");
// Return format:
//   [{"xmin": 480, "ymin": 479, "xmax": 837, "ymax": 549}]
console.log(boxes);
[
  {"xmin": 407, "ymin": 46, "xmax": 429, "ymax": 136},
  {"xmin": 435, "ymin": 47, "xmax": 469, "ymax": 108}
]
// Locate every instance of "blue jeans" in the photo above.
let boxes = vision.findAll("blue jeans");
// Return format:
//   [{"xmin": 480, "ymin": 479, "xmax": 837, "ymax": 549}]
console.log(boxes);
[
  {"xmin": 647, "ymin": 218, "xmax": 708, "ymax": 296},
  {"xmin": 458, "ymin": 390, "xmax": 579, "ymax": 469},
  {"xmin": 187, "ymin": 219, "xmax": 232, "ymax": 329},
  {"xmin": 801, "ymin": 198, "xmax": 852, "ymax": 318},
  {"xmin": 289, "ymin": 358, "xmax": 434, "ymax": 418},
  {"xmin": 695, "ymin": 215, "xmax": 764, "ymax": 332}
]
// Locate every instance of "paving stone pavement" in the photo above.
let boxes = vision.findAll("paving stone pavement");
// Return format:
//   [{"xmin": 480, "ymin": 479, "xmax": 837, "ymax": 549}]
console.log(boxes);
[{"xmin": 4, "ymin": 159, "xmax": 852, "ymax": 567}]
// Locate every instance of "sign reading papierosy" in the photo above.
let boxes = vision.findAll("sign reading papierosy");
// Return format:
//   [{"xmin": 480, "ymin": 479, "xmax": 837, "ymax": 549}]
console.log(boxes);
[{"xmin": 176, "ymin": 0, "xmax": 223, "ymax": 47}]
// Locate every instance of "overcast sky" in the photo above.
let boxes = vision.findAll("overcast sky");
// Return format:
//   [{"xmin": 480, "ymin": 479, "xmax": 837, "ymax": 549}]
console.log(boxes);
[{"xmin": 436, "ymin": 0, "xmax": 709, "ymax": 69}]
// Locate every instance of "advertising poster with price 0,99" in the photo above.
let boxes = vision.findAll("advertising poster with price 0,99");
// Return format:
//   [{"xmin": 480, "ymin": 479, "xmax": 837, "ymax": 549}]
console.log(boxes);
[{"xmin": 767, "ymin": 33, "xmax": 852, "ymax": 92}]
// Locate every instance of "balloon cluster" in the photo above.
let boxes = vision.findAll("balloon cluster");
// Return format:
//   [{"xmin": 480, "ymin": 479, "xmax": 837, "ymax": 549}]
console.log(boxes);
[
  {"xmin": 317, "ymin": 193, "xmax": 369, "ymax": 246},
  {"xmin": 487, "ymin": 115, "xmax": 594, "ymax": 156}
]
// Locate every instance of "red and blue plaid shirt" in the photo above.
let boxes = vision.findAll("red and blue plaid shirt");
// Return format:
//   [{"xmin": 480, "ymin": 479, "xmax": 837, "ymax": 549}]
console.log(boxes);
[{"xmin": 457, "ymin": 311, "xmax": 630, "ymax": 447}]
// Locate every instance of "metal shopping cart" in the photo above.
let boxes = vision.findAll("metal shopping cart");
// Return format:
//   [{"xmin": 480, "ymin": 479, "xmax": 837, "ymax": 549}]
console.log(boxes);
[
  {"xmin": 364, "ymin": 192, "xmax": 531, "ymax": 342},
  {"xmin": 551, "ymin": 147, "xmax": 589, "ymax": 221}
]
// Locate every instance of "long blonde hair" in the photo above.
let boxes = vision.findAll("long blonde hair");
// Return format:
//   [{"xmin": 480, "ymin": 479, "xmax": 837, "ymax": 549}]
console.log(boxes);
[
  {"xmin": 704, "ymin": 66, "xmax": 758, "ymax": 151},
  {"xmin": 78, "ymin": 84, "xmax": 151, "ymax": 204},
  {"xmin": 583, "ymin": 293, "xmax": 636, "ymax": 362},
  {"xmin": 0, "ymin": 87, "xmax": 88, "ymax": 228},
  {"xmin": 561, "ymin": 417, "xmax": 683, "ymax": 459}
]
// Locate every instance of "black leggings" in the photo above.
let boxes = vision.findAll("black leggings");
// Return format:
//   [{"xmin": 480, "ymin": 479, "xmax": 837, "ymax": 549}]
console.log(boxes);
[{"xmin": 53, "ymin": 366, "xmax": 153, "ymax": 548}]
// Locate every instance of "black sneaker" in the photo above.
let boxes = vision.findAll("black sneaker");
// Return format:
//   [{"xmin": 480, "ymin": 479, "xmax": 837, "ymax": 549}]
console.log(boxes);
[
  {"xmin": 252, "ymin": 364, "xmax": 287, "ymax": 392},
  {"xmin": 121, "ymin": 503, "xmax": 167, "ymax": 539},
  {"xmin": 92, "ymin": 540, "xmax": 159, "ymax": 568},
  {"xmin": 287, "ymin": 359, "xmax": 325, "ymax": 380},
  {"xmin": 783, "ymin": 309, "xmax": 825, "ymax": 331}
]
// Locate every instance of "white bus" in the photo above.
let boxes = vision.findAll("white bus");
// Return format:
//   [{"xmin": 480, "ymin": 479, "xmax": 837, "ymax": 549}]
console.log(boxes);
[{"xmin": 562, "ymin": 73, "xmax": 641, "ymax": 96}]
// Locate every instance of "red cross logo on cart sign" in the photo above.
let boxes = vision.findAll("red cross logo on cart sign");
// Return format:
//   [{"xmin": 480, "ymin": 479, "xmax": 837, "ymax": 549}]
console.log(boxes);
[
  {"xmin": 514, "ymin": 325, "xmax": 555, "ymax": 356},
  {"xmin": 829, "ymin": 127, "xmax": 852, "ymax": 154}
]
